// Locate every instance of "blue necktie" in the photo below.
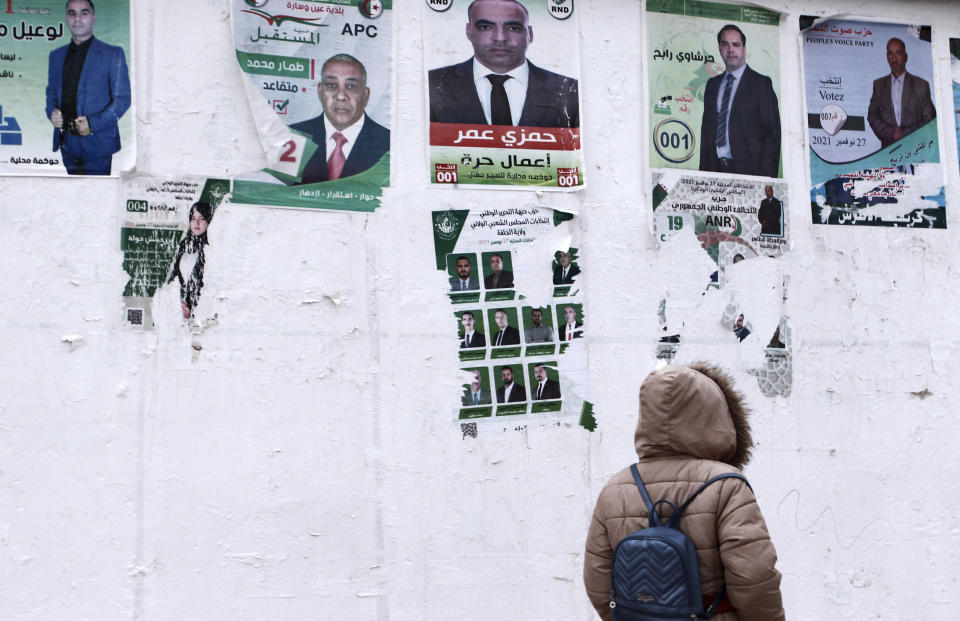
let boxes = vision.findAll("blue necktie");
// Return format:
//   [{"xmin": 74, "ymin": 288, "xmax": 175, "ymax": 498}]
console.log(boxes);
[
  {"xmin": 474, "ymin": 394, "xmax": 480, "ymax": 405},
  {"xmin": 716, "ymin": 73, "xmax": 734, "ymax": 149}
]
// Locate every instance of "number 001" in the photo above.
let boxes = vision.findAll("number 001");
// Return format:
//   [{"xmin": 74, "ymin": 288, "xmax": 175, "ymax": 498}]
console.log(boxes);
[{"xmin": 659, "ymin": 131, "xmax": 690, "ymax": 150}]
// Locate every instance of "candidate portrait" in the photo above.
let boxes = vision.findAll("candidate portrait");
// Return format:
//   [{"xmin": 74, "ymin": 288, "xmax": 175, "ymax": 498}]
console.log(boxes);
[
  {"xmin": 757, "ymin": 185, "xmax": 782, "ymax": 236},
  {"xmin": 45, "ymin": 0, "xmax": 131, "ymax": 175},
  {"xmin": 462, "ymin": 368, "xmax": 492, "ymax": 407},
  {"xmin": 530, "ymin": 363, "xmax": 561, "ymax": 401},
  {"xmin": 558, "ymin": 304, "xmax": 583, "ymax": 341},
  {"xmin": 867, "ymin": 37, "xmax": 936, "ymax": 149},
  {"xmin": 699, "ymin": 24, "xmax": 781, "ymax": 178},
  {"xmin": 449, "ymin": 254, "xmax": 480, "ymax": 291},
  {"xmin": 523, "ymin": 307, "xmax": 553, "ymax": 344},
  {"xmin": 489, "ymin": 308, "xmax": 521, "ymax": 347},
  {"xmin": 289, "ymin": 54, "xmax": 390, "ymax": 185},
  {"xmin": 483, "ymin": 252, "xmax": 514, "ymax": 289},
  {"xmin": 552, "ymin": 249, "xmax": 580, "ymax": 285},
  {"xmin": 495, "ymin": 364, "xmax": 526, "ymax": 403},
  {"xmin": 428, "ymin": 0, "xmax": 579, "ymax": 129},
  {"xmin": 458, "ymin": 310, "xmax": 486, "ymax": 349}
]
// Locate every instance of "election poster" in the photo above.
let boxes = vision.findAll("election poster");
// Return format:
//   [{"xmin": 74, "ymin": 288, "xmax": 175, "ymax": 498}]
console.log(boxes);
[
  {"xmin": 804, "ymin": 20, "xmax": 945, "ymax": 228},
  {"xmin": 424, "ymin": 0, "xmax": 585, "ymax": 190},
  {"xmin": 230, "ymin": 0, "xmax": 391, "ymax": 211},
  {"xmin": 432, "ymin": 207, "xmax": 595, "ymax": 436},
  {"xmin": 651, "ymin": 171, "xmax": 792, "ymax": 397},
  {"xmin": 121, "ymin": 177, "xmax": 230, "ymax": 329},
  {"xmin": 0, "ymin": 0, "xmax": 134, "ymax": 176},
  {"xmin": 647, "ymin": 1, "xmax": 782, "ymax": 179},
  {"xmin": 952, "ymin": 39, "xmax": 960, "ymax": 170}
]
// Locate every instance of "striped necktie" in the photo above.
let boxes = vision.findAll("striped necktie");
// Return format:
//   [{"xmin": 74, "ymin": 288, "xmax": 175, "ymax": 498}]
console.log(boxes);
[{"xmin": 715, "ymin": 73, "xmax": 734, "ymax": 149}]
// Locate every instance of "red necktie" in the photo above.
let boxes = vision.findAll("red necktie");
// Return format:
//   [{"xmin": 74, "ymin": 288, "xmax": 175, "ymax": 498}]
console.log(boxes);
[{"xmin": 328, "ymin": 131, "xmax": 347, "ymax": 180}]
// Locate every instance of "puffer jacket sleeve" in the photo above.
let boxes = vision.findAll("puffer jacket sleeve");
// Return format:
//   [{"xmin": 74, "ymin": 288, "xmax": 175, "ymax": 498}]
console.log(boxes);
[
  {"xmin": 716, "ymin": 477, "xmax": 785, "ymax": 621},
  {"xmin": 583, "ymin": 499, "xmax": 614, "ymax": 621}
]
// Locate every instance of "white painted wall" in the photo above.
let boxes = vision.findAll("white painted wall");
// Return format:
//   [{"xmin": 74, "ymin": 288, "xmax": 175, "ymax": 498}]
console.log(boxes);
[{"xmin": 2, "ymin": 0, "xmax": 959, "ymax": 619}]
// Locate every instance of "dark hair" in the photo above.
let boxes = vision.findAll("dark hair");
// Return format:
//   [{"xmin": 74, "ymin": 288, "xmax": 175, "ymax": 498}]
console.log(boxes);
[
  {"xmin": 455, "ymin": 255, "xmax": 471, "ymax": 264},
  {"xmin": 188, "ymin": 201, "xmax": 213, "ymax": 243},
  {"xmin": 467, "ymin": 0, "xmax": 529, "ymax": 23},
  {"xmin": 66, "ymin": 0, "xmax": 95, "ymax": 12},
  {"xmin": 887, "ymin": 37, "xmax": 906, "ymax": 51},
  {"xmin": 461, "ymin": 311, "xmax": 475, "ymax": 320},
  {"xmin": 717, "ymin": 24, "xmax": 745, "ymax": 45},
  {"xmin": 322, "ymin": 53, "xmax": 367, "ymax": 83}
]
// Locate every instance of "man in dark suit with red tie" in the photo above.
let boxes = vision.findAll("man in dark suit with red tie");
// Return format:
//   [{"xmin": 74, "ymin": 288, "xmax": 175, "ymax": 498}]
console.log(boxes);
[
  {"xmin": 289, "ymin": 54, "xmax": 389, "ymax": 185},
  {"xmin": 559, "ymin": 305, "xmax": 583, "ymax": 341}
]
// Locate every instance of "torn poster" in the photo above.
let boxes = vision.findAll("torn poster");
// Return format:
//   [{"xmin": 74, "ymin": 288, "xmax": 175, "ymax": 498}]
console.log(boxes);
[
  {"xmin": 0, "ymin": 0, "xmax": 134, "ymax": 176},
  {"xmin": 230, "ymin": 0, "xmax": 391, "ymax": 211},
  {"xmin": 647, "ymin": 0, "xmax": 782, "ymax": 178},
  {"xmin": 804, "ymin": 20, "xmax": 945, "ymax": 228},
  {"xmin": 432, "ymin": 207, "xmax": 594, "ymax": 431},
  {"xmin": 121, "ymin": 177, "xmax": 230, "ymax": 329},
  {"xmin": 424, "ymin": 0, "xmax": 585, "ymax": 190},
  {"xmin": 653, "ymin": 171, "xmax": 789, "ymax": 275},
  {"xmin": 651, "ymin": 172, "xmax": 792, "ymax": 397}
]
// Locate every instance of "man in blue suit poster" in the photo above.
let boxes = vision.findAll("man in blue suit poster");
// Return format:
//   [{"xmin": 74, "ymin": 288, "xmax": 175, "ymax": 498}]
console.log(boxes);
[
  {"xmin": 45, "ymin": 0, "xmax": 131, "ymax": 175},
  {"xmin": 289, "ymin": 54, "xmax": 390, "ymax": 185}
]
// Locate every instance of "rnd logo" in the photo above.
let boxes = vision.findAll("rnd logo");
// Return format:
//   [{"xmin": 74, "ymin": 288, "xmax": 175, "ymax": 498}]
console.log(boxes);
[
  {"xmin": 426, "ymin": 0, "xmax": 453, "ymax": 11},
  {"xmin": 549, "ymin": 0, "xmax": 573, "ymax": 19}
]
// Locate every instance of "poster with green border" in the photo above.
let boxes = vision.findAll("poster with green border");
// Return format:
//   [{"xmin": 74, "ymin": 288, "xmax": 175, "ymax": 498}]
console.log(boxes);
[
  {"xmin": 647, "ymin": 0, "xmax": 781, "ymax": 178},
  {"xmin": 432, "ymin": 207, "xmax": 593, "ymax": 434},
  {"xmin": 230, "ymin": 0, "xmax": 391, "ymax": 211},
  {"xmin": 121, "ymin": 177, "xmax": 230, "ymax": 329}
]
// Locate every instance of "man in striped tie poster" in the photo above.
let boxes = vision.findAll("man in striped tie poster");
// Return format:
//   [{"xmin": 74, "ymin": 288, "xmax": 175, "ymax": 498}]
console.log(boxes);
[{"xmin": 699, "ymin": 24, "xmax": 781, "ymax": 178}]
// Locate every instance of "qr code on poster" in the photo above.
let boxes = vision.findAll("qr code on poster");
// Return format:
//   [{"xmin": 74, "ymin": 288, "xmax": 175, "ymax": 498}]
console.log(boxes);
[{"xmin": 127, "ymin": 308, "xmax": 144, "ymax": 326}]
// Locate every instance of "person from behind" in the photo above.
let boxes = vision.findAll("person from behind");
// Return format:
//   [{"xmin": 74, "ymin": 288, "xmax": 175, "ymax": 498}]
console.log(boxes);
[{"xmin": 584, "ymin": 363, "xmax": 785, "ymax": 620}]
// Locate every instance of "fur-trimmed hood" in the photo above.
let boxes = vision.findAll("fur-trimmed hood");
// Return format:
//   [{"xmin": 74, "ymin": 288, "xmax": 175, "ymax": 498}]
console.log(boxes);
[{"xmin": 634, "ymin": 363, "xmax": 753, "ymax": 469}]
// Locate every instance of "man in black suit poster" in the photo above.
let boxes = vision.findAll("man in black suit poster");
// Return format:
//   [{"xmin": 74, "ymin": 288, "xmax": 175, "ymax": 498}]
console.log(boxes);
[
  {"xmin": 757, "ymin": 185, "xmax": 783, "ymax": 236},
  {"xmin": 699, "ymin": 25, "xmax": 781, "ymax": 178},
  {"xmin": 496, "ymin": 365, "xmax": 526, "ymax": 403},
  {"xmin": 531, "ymin": 364, "xmax": 561, "ymax": 400},
  {"xmin": 289, "ymin": 54, "xmax": 389, "ymax": 185},
  {"xmin": 490, "ymin": 308, "xmax": 521, "ymax": 347},
  {"xmin": 428, "ymin": 0, "xmax": 579, "ymax": 129}
]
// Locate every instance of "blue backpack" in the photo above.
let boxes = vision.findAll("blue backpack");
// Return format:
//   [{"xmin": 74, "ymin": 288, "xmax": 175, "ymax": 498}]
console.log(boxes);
[{"xmin": 609, "ymin": 464, "xmax": 751, "ymax": 620}]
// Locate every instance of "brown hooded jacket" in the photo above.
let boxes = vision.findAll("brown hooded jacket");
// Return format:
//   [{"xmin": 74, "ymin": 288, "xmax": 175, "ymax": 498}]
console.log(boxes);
[{"xmin": 583, "ymin": 364, "xmax": 785, "ymax": 621}]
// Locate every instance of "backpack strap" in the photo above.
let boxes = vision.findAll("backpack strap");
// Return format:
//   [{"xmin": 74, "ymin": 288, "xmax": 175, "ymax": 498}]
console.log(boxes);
[
  {"xmin": 629, "ymin": 463, "xmax": 661, "ymax": 526},
  {"xmin": 704, "ymin": 584, "xmax": 728, "ymax": 619},
  {"xmin": 669, "ymin": 472, "xmax": 752, "ymax": 528}
]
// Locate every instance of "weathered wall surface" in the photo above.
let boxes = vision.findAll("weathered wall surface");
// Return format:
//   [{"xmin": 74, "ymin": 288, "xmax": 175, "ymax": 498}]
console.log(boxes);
[{"xmin": 2, "ymin": 0, "xmax": 959, "ymax": 619}]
